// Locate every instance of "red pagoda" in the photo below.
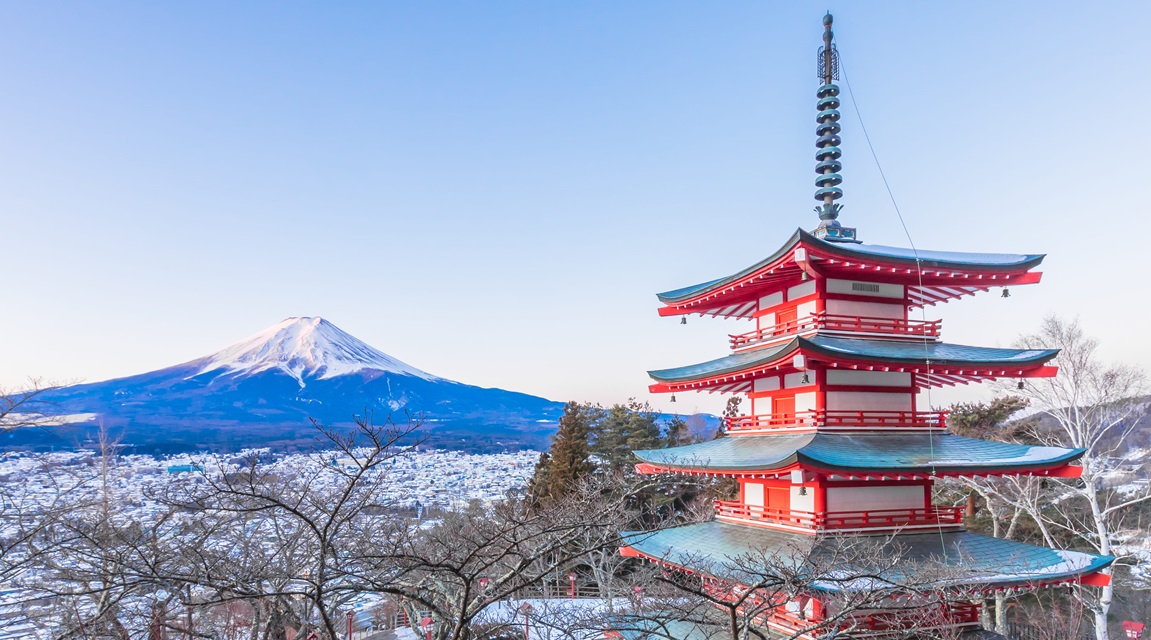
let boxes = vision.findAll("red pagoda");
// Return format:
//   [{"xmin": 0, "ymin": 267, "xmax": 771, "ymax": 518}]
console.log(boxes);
[{"xmin": 620, "ymin": 13, "xmax": 1113, "ymax": 639}]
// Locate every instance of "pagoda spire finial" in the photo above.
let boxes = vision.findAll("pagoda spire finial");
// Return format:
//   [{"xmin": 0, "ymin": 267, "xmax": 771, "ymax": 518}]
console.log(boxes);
[{"xmin": 812, "ymin": 12, "xmax": 858, "ymax": 243}]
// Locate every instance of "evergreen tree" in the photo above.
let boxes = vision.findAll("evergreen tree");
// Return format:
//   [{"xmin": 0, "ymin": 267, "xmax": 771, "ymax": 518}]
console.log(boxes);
[
  {"xmin": 543, "ymin": 401, "xmax": 596, "ymax": 500},
  {"xmin": 592, "ymin": 399, "xmax": 662, "ymax": 474},
  {"xmin": 717, "ymin": 395, "xmax": 743, "ymax": 439},
  {"xmin": 663, "ymin": 415, "xmax": 689, "ymax": 447},
  {"xmin": 947, "ymin": 396, "xmax": 1030, "ymax": 441},
  {"xmin": 526, "ymin": 451, "xmax": 551, "ymax": 502}
]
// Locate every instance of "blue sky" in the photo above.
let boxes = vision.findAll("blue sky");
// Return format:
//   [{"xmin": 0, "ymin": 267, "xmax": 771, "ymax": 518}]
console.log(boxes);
[{"xmin": 2, "ymin": 1, "xmax": 1147, "ymax": 415}]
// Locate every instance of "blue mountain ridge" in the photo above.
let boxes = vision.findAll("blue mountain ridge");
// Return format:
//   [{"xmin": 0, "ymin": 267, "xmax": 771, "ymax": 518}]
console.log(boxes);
[{"xmin": 10, "ymin": 318, "xmax": 565, "ymax": 453}]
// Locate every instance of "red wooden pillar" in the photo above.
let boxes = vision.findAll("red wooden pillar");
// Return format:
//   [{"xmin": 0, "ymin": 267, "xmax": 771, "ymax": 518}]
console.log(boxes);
[{"xmin": 813, "ymin": 476, "xmax": 827, "ymax": 514}]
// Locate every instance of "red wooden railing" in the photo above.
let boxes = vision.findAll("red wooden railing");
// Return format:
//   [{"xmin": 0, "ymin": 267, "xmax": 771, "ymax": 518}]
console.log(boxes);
[
  {"xmin": 714, "ymin": 500, "xmax": 965, "ymax": 531},
  {"xmin": 724, "ymin": 409, "xmax": 948, "ymax": 432},
  {"xmin": 729, "ymin": 312, "xmax": 941, "ymax": 349},
  {"xmin": 701, "ymin": 585, "xmax": 979, "ymax": 636}
]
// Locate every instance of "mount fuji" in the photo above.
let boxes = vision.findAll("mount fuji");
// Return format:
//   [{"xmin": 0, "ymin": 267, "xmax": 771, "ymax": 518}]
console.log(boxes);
[{"xmin": 14, "ymin": 317, "xmax": 564, "ymax": 453}]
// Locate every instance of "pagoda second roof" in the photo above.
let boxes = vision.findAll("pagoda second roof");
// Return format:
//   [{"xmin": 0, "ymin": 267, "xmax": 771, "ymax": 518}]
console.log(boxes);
[
  {"xmin": 622, "ymin": 521, "xmax": 1112, "ymax": 592},
  {"xmin": 647, "ymin": 335, "xmax": 1057, "ymax": 384},
  {"xmin": 632, "ymin": 433, "xmax": 1083, "ymax": 475},
  {"xmin": 656, "ymin": 229, "xmax": 1045, "ymax": 313}
]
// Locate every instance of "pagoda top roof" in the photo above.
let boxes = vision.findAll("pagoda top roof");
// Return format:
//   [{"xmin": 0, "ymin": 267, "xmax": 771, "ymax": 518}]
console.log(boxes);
[
  {"xmin": 648, "ymin": 335, "xmax": 1057, "ymax": 391},
  {"xmin": 633, "ymin": 433, "xmax": 1082, "ymax": 476},
  {"xmin": 622, "ymin": 521, "xmax": 1112, "ymax": 592},
  {"xmin": 656, "ymin": 229, "xmax": 1045, "ymax": 314}
]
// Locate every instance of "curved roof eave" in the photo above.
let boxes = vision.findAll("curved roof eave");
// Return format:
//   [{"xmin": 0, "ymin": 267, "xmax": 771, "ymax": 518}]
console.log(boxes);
[
  {"xmin": 646, "ymin": 338, "xmax": 800, "ymax": 383},
  {"xmin": 647, "ymin": 336, "xmax": 1059, "ymax": 384},
  {"xmin": 632, "ymin": 434, "xmax": 1085, "ymax": 474},
  {"xmin": 656, "ymin": 229, "xmax": 806, "ymax": 303},
  {"xmin": 621, "ymin": 523, "xmax": 1114, "ymax": 593},
  {"xmin": 655, "ymin": 228, "xmax": 1046, "ymax": 305}
]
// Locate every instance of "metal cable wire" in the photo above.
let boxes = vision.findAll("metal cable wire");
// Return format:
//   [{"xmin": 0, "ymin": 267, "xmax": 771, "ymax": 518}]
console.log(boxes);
[{"xmin": 839, "ymin": 60, "xmax": 950, "ymax": 558}]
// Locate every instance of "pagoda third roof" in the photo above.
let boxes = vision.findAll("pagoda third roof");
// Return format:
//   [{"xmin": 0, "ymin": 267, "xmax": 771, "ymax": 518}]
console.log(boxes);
[
  {"xmin": 622, "ymin": 521, "xmax": 1112, "ymax": 591},
  {"xmin": 646, "ymin": 335, "xmax": 1058, "ymax": 383},
  {"xmin": 632, "ymin": 433, "xmax": 1084, "ymax": 474},
  {"xmin": 656, "ymin": 228, "xmax": 1045, "ymax": 304}
]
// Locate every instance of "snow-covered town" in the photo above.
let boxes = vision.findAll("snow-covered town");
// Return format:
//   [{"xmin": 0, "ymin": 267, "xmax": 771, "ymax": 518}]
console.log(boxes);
[
  {"xmin": 0, "ymin": 446, "xmax": 543, "ymax": 640},
  {"xmin": 0, "ymin": 447, "xmax": 540, "ymax": 515}
]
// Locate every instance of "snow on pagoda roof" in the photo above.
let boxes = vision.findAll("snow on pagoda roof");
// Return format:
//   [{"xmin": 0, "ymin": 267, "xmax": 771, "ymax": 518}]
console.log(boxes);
[
  {"xmin": 621, "ymin": 521, "xmax": 1113, "ymax": 592},
  {"xmin": 632, "ymin": 433, "xmax": 1083, "ymax": 475},
  {"xmin": 656, "ymin": 229, "xmax": 1045, "ymax": 313},
  {"xmin": 647, "ymin": 335, "xmax": 1057, "ymax": 389}
]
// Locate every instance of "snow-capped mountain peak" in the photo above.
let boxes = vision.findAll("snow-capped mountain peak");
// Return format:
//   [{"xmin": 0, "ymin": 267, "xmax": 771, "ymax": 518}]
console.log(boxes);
[{"xmin": 195, "ymin": 317, "xmax": 438, "ymax": 385}]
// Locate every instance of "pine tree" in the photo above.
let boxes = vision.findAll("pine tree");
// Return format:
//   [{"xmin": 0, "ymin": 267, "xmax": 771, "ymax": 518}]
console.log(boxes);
[
  {"xmin": 543, "ymin": 401, "xmax": 596, "ymax": 500},
  {"xmin": 592, "ymin": 399, "xmax": 662, "ymax": 474},
  {"xmin": 526, "ymin": 451, "xmax": 552, "ymax": 503},
  {"xmin": 663, "ymin": 415, "xmax": 689, "ymax": 447},
  {"xmin": 717, "ymin": 395, "xmax": 743, "ymax": 439}
]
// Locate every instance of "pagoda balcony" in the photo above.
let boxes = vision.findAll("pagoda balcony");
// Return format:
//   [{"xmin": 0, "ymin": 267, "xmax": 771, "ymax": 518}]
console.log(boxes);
[
  {"xmin": 714, "ymin": 500, "xmax": 965, "ymax": 532},
  {"xmin": 701, "ymin": 586, "xmax": 978, "ymax": 637},
  {"xmin": 729, "ymin": 312, "xmax": 941, "ymax": 350},
  {"xmin": 724, "ymin": 409, "xmax": 948, "ymax": 433}
]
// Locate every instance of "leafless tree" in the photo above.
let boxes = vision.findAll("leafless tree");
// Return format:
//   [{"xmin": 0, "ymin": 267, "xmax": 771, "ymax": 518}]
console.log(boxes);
[
  {"xmin": 1004, "ymin": 317, "xmax": 1150, "ymax": 640},
  {"xmin": 348, "ymin": 474, "xmax": 664, "ymax": 640},
  {"xmin": 599, "ymin": 533, "xmax": 991, "ymax": 640},
  {"xmin": 0, "ymin": 376, "xmax": 68, "ymax": 432}
]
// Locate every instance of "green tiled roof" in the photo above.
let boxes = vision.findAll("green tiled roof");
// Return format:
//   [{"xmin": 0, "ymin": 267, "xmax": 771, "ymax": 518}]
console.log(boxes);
[
  {"xmin": 623, "ymin": 521, "xmax": 1112, "ymax": 591},
  {"xmin": 632, "ymin": 433, "xmax": 1083, "ymax": 473},
  {"xmin": 608, "ymin": 617, "xmax": 726, "ymax": 640},
  {"xmin": 656, "ymin": 229, "xmax": 1045, "ymax": 304},
  {"xmin": 647, "ymin": 335, "xmax": 1057, "ymax": 383}
]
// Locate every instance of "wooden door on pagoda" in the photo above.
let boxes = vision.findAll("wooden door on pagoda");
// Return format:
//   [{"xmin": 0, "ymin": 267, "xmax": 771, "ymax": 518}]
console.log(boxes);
[
  {"xmin": 776, "ymin": 307, "xmax": 797, "ymax": 335},
  {"xmin": 773, "ymin": 395, "xmax": 795, "ymax": 426}
]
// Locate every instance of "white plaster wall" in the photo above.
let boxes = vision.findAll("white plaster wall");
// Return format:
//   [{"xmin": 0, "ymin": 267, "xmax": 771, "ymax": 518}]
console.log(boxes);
[
  {"xmin": 784, "ymin": 371, "xmax": 816, "ymax": 388},
  {"xmin": 787, "ymin": 280, "xmax": 817, "ymax": 300},
  {"xmin": 826, "ymin": 391, "xmax": 912, "ymax": 411},
  {"xmin": 825, "ymin": 485, "xmax": 924, "ymax": 512},
  {"xmin": 744, "ymin": 482, "xmax": 765, "ymax": 507},
  {"xmin": 826, "ymin": 370, "xmax": 912, "ymax": 387},
  {"xmin": 826, "ymin": 278, "xmax": 904, "ymax": 299},
  {"xmin": 794, "ymin": 392, "xmax": 817, "ymax": 414},
  {"xmin": 790, "ymin": 486, "xmax": 815, "ymax": 512},
  {"xmin": 796, "ymin": 300, "xmax": 818, "ymax": 319},
  {"xmin": 758, "ymin": 312, "xmax": 776, "ymax": 332},
  {"xmin": 758, "ymin": 292, "xmax": 783, "ymax": 310},
  {"xmin": 825, "ymin": 299, "xmax": 905, "ymax": 319},
  {"xmin": 753, "ymin": 377, "xmax": 781, "ymax": 393}
]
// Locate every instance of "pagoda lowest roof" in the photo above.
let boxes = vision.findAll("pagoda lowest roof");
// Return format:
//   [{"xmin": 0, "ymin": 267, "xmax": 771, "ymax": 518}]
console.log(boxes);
[
  {"xmin": 622, "ymin": 520, "xmax": 1112, "ymax": 591},
  {"xmin": 648, "ymin": 335, "xmax": 1058, "ymax": 390},
  {"xmin": 633, "ymin": 433, "xmax": 1083, "ymax": 476}
]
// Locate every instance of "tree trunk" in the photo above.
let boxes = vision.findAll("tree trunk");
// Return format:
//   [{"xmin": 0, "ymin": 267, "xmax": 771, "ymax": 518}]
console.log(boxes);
[
  {"xmin": 994, "ymin": 594, "xmax": 1007, "ymax": 634},
  {"xmin": 1086, "ymin": 478, "xmax": 1112, "ymax": 640},
  {"xmin": 1092, "ymin": 577, "xmax": 1113, "ymax": 640}
]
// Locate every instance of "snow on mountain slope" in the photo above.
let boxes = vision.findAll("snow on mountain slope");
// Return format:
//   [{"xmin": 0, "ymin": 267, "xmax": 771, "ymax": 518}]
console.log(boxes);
[{"xmin": 194, "ymin": 317, "xmax": 438, "ymax": 386}]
